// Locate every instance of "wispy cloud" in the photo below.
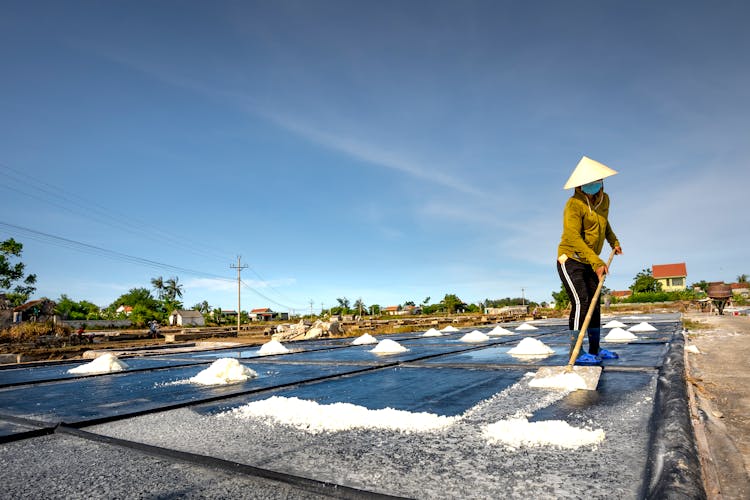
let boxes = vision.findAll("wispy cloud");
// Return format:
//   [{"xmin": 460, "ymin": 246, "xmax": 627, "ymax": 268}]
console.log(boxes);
[{"xmin": 260, "ymin": 110, "xmax": 485, "ymax": 197}]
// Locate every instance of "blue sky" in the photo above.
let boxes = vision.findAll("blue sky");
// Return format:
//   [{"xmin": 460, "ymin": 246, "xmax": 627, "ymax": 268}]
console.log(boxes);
[{"xmin": 1, "ymin": 1, "xmax": 748, "ymax": 313}]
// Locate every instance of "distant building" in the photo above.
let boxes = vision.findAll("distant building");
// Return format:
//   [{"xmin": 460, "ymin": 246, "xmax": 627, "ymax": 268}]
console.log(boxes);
[
  {"xmin": 12, "ymin": 299, "xmax": 57, "ymax": 324},
  {"xmin": 652, "ymin": 263, "xmax": 688, "ymax": 292},
  {"xmin": 382, "ymin": 306, "xmax": 401, "ymax": 316},
  {"xmin": 116, "ymin": 305, "xmax": 133, "ymax": 316},
  {"xmin": 169, "ymin": 309, "xmax": 205, "ymax": 327},
  {"xmin": 248, "ymin": 308, "xmax": 289, "ymax": 321},
  {"xmin": 611, "ymin": 290, "xmax": 632, "ymax": 299},
  {"xmin": 731, "ymin": 282, "xmax": 750, "ymax": 298},
  {"xmin": 484, "ymin": 305, "xmax": 528, "ymax": 315}
]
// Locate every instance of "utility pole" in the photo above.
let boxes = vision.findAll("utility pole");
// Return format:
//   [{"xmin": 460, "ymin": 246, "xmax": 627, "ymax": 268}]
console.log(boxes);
[
  {"xmin": 230, "ymin": 256, "xmax": 248, "ymax": 335},
  {"xmin": 521, "ymin": 287, "xmax": 526, "ymax": 307},
  {"xmin": 309, "ymin": 299, "xmax": 314, "ymax": 317}
]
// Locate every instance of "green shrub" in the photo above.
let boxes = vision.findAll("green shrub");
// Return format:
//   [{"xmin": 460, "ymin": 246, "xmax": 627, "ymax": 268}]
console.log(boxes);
[{"xmin": 623, "ymin": 290, "xmax": 697, "ymax": 303}]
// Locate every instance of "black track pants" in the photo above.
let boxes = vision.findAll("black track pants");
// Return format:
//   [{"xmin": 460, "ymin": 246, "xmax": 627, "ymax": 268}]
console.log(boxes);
[{"xmin": 557, "ymin": 258, "xmax": 601, "ymax": 355}]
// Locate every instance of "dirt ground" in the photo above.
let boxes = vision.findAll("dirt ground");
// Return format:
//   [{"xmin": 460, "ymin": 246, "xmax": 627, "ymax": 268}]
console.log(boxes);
[{"xmin": 684, "ymin": 313, "xmax": 750, "ymax": 500}]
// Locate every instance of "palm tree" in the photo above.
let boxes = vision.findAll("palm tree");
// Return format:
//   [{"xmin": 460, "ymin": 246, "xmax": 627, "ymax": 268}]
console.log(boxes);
[
  {"xmin": 193, "ymin": 300, "xmax": 210, "ymax": 314},
  {"xmin": 151, "ymin": 276, "xmax": 165, "ymax": 300},
  {"xmin": 353, "ymin": 298, "xmax": 367, "ymax": 316},
  {"xmin": 738, "ymin": 274, "xmax": 748, "ymax": 283},
  {"xmin": 164, "ymin": 276, "xmax": 184, "ymax": 301},
  {"xmin": 336, "ymin": 297, "xmax": 350, "ymax": 314}
]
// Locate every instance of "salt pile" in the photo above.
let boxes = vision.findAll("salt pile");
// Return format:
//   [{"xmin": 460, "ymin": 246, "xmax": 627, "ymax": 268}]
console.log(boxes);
[
  {"xmin": 487, "ymin": 326, "xmax": 514, "ymax": 336},
  {"xmin": 686, "ymin": 345, "xmax": 701, "ymax": 354},
  {"xmin": 628, "ymin": 322, "xmax": 658, "ymax": 332},
  {"xmin": 483, "ymin": 417, "xmax": 605, "ymax": 449},
  {"xmin": 351, "ymin": 333, "xmax": 378, "ymax": 345},
  {"xmin": 507, "ymin": 338, "xmax": 554, "ymax": 356},
  {"xmin": 189, "ymin": 358, "xmax": 258, "ymax": 386},
  {"xmin": 223, "ymin": 396, "xmax": 458, "ymax": 434},
  {"xmin": 528, "ymin": 372, "xmax": 587, "ymax": 391},
  {"xmin": 422, "ymin": 328, "xmax": 443, "ymax": 337},
  {"xmin": 603, "ymin": 327, "xmax": 637, "ymax": 342},
  {"xmin": 258, "ymin": 340, "xmax": 290, "ymax": 355},
  {"xmin": 370, "ymin": 339, "xmax": 409, "ymax": 354},
  {"xmin": 622, "ymin": 315, "xmax": 652, "ymax": 320},
  {"xmin": 459, "ymin": 330, "xmax": 490, "ymax": 342},
  {"xmin": 515, "ymin": 322, "xmax": 538, "ymax": 331},
  {"xmin": 441, "ymin": 325, "xmax": 459, "ymax": 332},
  {"xmin": 68, "ymin": 353, "xmax": 128, "ymax": 374},
  {"xmin": 603, "ymin": 320, "xmax": 627, "ymax": 328}
]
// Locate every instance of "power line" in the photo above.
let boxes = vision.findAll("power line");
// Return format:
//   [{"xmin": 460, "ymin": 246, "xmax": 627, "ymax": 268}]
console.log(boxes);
[
  {"xmin": 0, "ymin": 221, "xmax": 233, "ymax": 282},
  {"xmin": 0, "ymin": 161, "xmax": 301, "ymax": 308},
  {"xmin": 239, "ymin": 279, "xmax": 305, "ymax": 312},
  {"xmin": 0, "ymin": 161, "xmax": 229, "ymax": 262}
]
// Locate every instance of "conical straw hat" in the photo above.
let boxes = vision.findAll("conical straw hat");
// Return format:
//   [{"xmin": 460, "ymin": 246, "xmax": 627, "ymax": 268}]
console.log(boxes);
[{"xmin": 563, "ymin": 156, "xmax": 618, "ymax": 189}]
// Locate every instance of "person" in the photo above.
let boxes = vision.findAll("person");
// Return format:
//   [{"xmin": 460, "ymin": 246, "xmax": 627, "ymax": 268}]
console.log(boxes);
[
  {"xmin": 557, "ymin": 156, "xmax": 623, "ymax": 364},
  {"xmin": 148, "ymin": 320, "xmax": 160, "ymax": 339}
]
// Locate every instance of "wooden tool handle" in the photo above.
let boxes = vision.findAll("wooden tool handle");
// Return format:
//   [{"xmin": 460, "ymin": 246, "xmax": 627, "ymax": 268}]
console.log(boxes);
[{"xmin": 565, "ymin": 249, "xmax": 617, "ymax": 369}]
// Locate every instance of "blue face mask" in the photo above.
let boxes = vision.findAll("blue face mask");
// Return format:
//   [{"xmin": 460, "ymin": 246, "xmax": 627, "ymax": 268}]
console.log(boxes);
[{"xmin": 581, "ymin": 180, "xmax": 603, "ymax": 195}]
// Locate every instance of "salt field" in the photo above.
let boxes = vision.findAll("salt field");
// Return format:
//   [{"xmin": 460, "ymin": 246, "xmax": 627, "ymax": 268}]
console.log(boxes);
[{"xmin": 0, "ymin": 313, "xmax": 705, "ymax": 498}]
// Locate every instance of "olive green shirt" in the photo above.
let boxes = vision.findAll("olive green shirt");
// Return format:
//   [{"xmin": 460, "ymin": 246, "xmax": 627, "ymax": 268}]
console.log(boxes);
[{"xmin": 557, "ymin": 189, "xmax": 619, "ymax": 270}]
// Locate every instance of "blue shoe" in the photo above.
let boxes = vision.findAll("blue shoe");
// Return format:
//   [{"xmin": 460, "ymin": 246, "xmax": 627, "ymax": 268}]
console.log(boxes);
[
  {"xmin": 598, "ymin": 349, "xmax": 619, "ymax": 360},
  {"xmin": 575, "ymin": 352, "xmax": 602, "ymax": 365}
]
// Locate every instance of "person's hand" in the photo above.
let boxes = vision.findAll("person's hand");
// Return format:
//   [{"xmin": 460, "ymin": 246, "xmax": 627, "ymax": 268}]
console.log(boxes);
[
  {"xmin": 596, "ymin": 265, "xmax": 608, "ymax": 280},
  {"xmin": 614, "ymin": 245, "xmax": 623, "ymax": 255}
]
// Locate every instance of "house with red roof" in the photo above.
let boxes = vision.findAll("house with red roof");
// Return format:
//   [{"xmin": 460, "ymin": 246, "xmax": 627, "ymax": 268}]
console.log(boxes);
[
  {"xmin": 382, "ymin": 306, "xmax": 401, "ymax": 316},
  {"xmin": 731, "ymin": 282, "xmax": 749, "ymax": 298},
  {"xmin": 652, "ymin": 263, "xmax": 688, "ymax": 292},
  {"xmin": 248, "ymin": 308, "xmax": 289, "ymax": 321}
]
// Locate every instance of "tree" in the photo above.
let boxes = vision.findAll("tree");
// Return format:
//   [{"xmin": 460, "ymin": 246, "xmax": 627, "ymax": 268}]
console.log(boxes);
[
  {"xmin": 164, "ymin": 276, "xmax": 184, "ymax": 301},
  {"xmin": 738, "ymin": 274, "xmax": 748, "ymax": 283},
  {"xmin": 0, "ymin": 238, "xmax": 37, "ymax": 306},
  {"xmin": 442, "ymin": 294, "xmax": 465, "ymax": 314},
  {"xmin": 55, "ymin": 294, "xmax": 102, "ymax": 320},
  {"xmin": 334, "ymin": 297, "xmax": 351, "ymax": 315},
  {"xmin": 193, "ymin": 300, "xmax": 210, "ymax": 314},
  {"xmin": 630, "ymin": 268, "xmax": 662, "ymax": 293},
  {"xmin": 151, "ymin": 276, "xmax": 165, "ymax": 300},
  {"xmin": 422, "ymin": 296, "xmax": 431, "ymax": 305},
  {"xmin": 353, "ymin": 298, "xmax": 367, "ymax": 316},
  {"xmin": 551, "ymin": 283, "xmax": 570, "ymax": 309},
  {"xmin": 690, "ymin": 280, "xmax": 709, "ymax": 293},
  {"xmin": 403, "ymin": 300, "xmax": 415, "ymax": 307}
]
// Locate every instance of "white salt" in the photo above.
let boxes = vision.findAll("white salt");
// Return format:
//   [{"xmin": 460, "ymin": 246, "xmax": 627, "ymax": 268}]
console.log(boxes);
[
  {"xmin": 351, "ymin": 333, "xmax": 378, "ymax": 345},
  {"xmin": 603, "ymin": 327, "xmax": 637, "ymax": 342},
  {"xmin": 441, "ymin": 325, "xmax": 459, "ymax": 332},
  {"xmin": 507, "ymin": 337, "xmax": 554, "ymax": 356},
  {"xmin": 189, "ymin": 358, "xmax": 258, "ymax": 386},
  {"xmin": 459, "ymin": 330, "xmax": 490, "ymax": 342},
  {"xmin": 603, "ymin": 320, "xmax": 627, "ymax": 328},
  {"xmin": 422, "ymin": 328, "xmax": 443, "ymax": 337},
  {"xmin": 370, "ymin": 339, "xmax": 408, "ymax": 354},
  {"xmin": 629, "ymin": 322, "xmax": 658, "ymax": 332},
  {"xmin": 515, "ymin": 322, "xmax": 538, "ymax": 331},
  {"xmin": 258, "ymin": 339, "xmax": 290, "ymax": 355},
  {"xmin": 223, "ymin": 396, "xmax": 458, "ymax": 434},
  {"xmin": 483, "ymin": 417, "xmax": 605, "ymax": 449},
  {"xmin": 68, "ymin": 353, "xmax": 128, "ymax": 374},
  {"xmin": 528, "ymin": 372, "xmax": 588, "ymax": 391},
  {"xmin": 622, "ymin": 315, "xmax": 652, "ymax": 320},
  {"xmin": 487, "ymin": 326, "xmax": 514, "ymax": 336},
  {"xmin": 686, "ymin": 345, "xmax": 701, "ymax": 354}
]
